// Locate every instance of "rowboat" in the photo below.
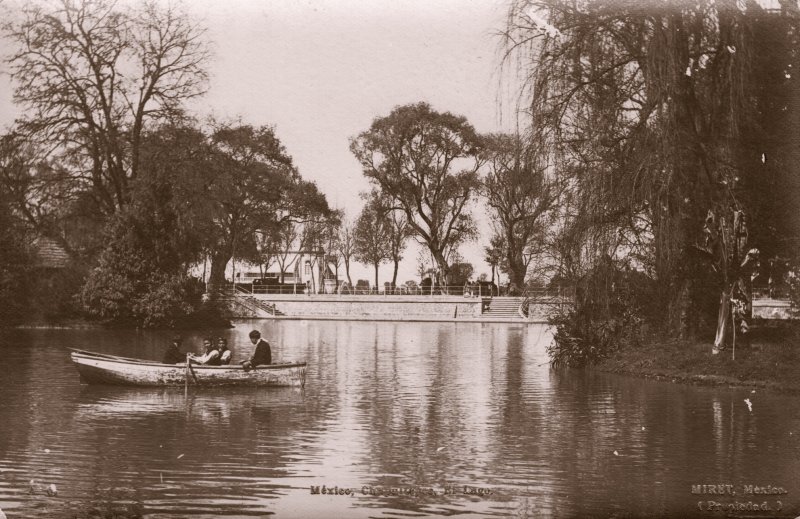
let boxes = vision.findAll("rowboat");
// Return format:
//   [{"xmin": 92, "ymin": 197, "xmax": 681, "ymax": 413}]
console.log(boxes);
[{"xmin": 70, "ymin": 349, "xmax": 306, "ymax": 388}]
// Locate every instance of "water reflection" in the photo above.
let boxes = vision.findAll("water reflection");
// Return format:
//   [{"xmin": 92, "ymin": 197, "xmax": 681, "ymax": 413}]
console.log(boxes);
[
  {"xmin": 0, "ymin": 324, "xmax": 798, "ymax": 518},
  {"xmin": 75, "ymin": 385, "xmax": 304, "ymax": 419}
]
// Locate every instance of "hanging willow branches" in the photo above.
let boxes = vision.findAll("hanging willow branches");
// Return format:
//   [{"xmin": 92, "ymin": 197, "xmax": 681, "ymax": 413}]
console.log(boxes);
[{"xmin": 503, "ymin": 0, "xmax": 798, "ymax": 335}]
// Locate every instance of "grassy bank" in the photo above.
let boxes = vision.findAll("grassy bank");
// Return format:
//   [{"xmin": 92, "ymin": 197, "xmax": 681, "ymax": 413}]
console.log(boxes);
[{"xmin": 594, "ymin": 323, "xmax": 800, "ymax": 393}]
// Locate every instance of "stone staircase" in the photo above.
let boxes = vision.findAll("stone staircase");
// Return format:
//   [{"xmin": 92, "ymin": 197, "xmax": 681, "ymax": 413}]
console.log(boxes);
[
  {"xmin": 482, "ymin": 297, "xmax": 524, "ymax": 319},
  {"xmin": 225, "ymin": 293, "xmax": 284, "ymax": 318},
  {"xmin": 247, "ymin": 296, "xmax": 285, "ymax": 316}
]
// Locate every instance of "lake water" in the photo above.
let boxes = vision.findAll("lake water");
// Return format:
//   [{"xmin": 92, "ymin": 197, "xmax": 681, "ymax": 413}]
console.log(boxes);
[{"xmin": 0, "ymin": 320, "xmax": 798, "ymax": 518}]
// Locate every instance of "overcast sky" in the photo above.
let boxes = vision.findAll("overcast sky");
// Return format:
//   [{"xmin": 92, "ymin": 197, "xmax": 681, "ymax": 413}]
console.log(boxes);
[{"xmin": 0, "ymin": 0, "xmax": 522, "ymax": 285}]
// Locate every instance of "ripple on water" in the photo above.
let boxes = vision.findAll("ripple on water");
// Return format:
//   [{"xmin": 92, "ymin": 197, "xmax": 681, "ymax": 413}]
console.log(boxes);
[{"xmin": 2, "ymin": 323, "xmax": 800, "ymax": 518}]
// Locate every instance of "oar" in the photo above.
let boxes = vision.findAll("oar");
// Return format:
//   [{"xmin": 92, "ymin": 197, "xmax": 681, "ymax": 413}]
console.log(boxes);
[
  {"xmin": 185, "ymin": 353, "xmax": 190, "ymax": 396},
  {"xmin": 185, "ymin": 353, "xmax": 198, "ymax": 395}
]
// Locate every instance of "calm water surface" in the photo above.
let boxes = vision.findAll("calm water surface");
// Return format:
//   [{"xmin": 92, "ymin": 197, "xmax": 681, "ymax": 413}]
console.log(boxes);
[{"xmin": 0, "ymin": 321, "xmax": 798, "ymax": 518}]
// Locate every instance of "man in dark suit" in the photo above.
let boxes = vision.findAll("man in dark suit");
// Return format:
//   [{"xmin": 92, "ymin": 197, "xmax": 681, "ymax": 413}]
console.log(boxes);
[
  {"xmin": 242, "ymin": 330, "xmax": 271, "ymax": 370},
  {"xmin": 162, "ymin": 335, "xmax": 186, "ymax": 364}
]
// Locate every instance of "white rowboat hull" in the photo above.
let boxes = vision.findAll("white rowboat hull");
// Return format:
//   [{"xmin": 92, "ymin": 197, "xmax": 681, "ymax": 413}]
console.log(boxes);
[{"xmin": 70, "ymin": 350, "xmax": 306, "ymax": 388}]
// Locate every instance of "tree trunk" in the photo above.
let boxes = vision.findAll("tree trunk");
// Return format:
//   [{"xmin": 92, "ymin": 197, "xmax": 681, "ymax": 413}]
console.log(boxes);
[
  {"xmin": 508, "ymin": 258, "xmax": 526, "ymax": 294},
  {"xmin": 277, "ymin": 258, "xmax": 285, "ymax": 284},
  {"xmin": 391, "ymin": 260, "xmax": 399, "ymax": 290},
  {"xmin": 344, "ymin": 257, "xmax": 352, "ymax": 286},
  {"xmin": 374, "ymin": 263, "xmax": 379, "ymax": 293},
  {"xmin": 675, "ymin": 279, "xmax": 692, "ymax": 339},
  {"xmin": 713, "ymin": 288, "xmax": 731, "ymax": 354},
  {"xmin": 506, "ymin": 237, "xmax": 526, "ymax": 295},
  {"xmin": 431, "ymin": 249, "xmax": 449, "ymax": 291},
  {"xmin": 652, "ymin": 190, "xmax": 699, "ymax": 337},
  {"xmin": 310, "ymin": 259, "xmax": 317, "ymax": 294},
  {"xmin": 208, "ymin": 251, "xmax": 232, "ymax": 300}
]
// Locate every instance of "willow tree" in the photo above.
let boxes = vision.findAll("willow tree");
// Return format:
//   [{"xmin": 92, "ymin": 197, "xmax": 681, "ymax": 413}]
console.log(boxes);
[
  {"xmin": 503, "ymin": 0, "xmax": 797, "ymax": 337},
  {"xmin": 350, "ymin": 102, "xmax": 482, "ymax": 287}
]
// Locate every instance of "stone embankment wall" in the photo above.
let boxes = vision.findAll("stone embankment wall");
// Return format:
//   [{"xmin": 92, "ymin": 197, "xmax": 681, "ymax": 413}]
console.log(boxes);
[
  {"xmin": 253, "ymin": 294, "xmax": 482, "ymax": 319},
  {"xmin": 752, "ymin": 299, "xmax": 793, "ymax": 320}
]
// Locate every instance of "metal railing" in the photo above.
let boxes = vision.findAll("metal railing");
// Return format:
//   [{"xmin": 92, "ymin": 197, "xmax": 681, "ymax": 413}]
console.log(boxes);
[
  {"xmin": 232, "ymin": 282, "xmax": 515, "ymax": 297},
  {"xmin": 212, "ymin": 282, "xmax": 575, "ymax": 298},
  {"xmin": 521, "ymin": 287, "xmax": 576, "ymax": 303},
  {"xmin": 518, "ymin": 288, "xmax": 576, "ymax": 319},
  {"xmin": 217, "ymin": 281, "xmax": 575, "ymax": 302},
  {"xmin": 752, "ymin": 287, "xmax": 791, "ymax": 300}
]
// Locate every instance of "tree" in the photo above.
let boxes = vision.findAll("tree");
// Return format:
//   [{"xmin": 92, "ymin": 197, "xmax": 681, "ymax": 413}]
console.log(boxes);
[
  {"xmin": 337, "ymin": 218, "xmax": 357, "ymax": 287},
  {"xmin": 481, "ymin": 133, "xmax": 562, "ymax": 290},
  {"xmin": 80, "ymin": 218, "xmax": 205, "ymax": 328},
  {"xmin": 2, "ymin": 0, "xmax": 211, "ymax": 324},
  {"xmin": 299, "ymin": 218, "xmax": 324, "ymax": 293},
  {"xmin": 0, "ymin": 191, "xmax": 31, "ymax": 326},
  {"xmin": 736, "ymin": 6, "xmax": 800, "ymax": 305},
  {"xmin": 271, "ymin": 221, "xmax": 301, "ymax": 285},
  {"xmin": 6, "ymin": 0, "xmax": 210, "ymax": 219},
  {"xmin": 503, "ymin": 0, "xmax": 799, "ymax": 337},
  {"xmin": 80, "ymin": 123, "xmax": 212, "ymax": 327},
  {"xmin": 202, "ymin": 123, "xmax": 331, "ymax": 293},
  {"xmin": 484, "ymin": 235, "xmax": 506, "ymax": 287},
  {"xmin": 321, "ymin": 210, "xmax": 344, "ymax": 287},
  {"xmin": 128, "ymin": 124, "xmax": 211, "ymax": 270},
  {"xmin": 0, "ymin": 132, "xmax": 104, "ymax": 258},
  {"xmin": 298, "ymin": 212, "xmax": 343, "ymax": 293},
  {"xmin": 386, "ymin": 208, "xmax": 410, "ymax": 290},
  {"xmin": 254, "ymin": 229, "xmax": 279, "ymax": 280},
  {"xmin": 448, "ymin": 252, "xmax": 474, "ymax": 288},
  {"xmin": 350, "ymin": 102, "xmax": 482, "ymax": 287},
  {"xmin": 353, "ymin": 200, "xmax": 391, "ymax": 291},
  {"xmin": 416, "ymin": 249, "xmax": 432, "ymax": 284},
  {"xmin": 367, "ymin": 192, "xmax": 411, "ymax": 289}
]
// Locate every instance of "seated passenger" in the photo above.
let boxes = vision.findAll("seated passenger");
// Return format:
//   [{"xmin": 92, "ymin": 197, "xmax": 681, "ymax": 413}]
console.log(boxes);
[
  {"xmin": 162, "ymin": 335, "xmax": 186, "ymax": 364},
  {"xmin": 241, "ymin": 329, "xmax": 271, "ymax": 370},
  {"xmin": 189, "ymin": 337, "xmax": 221, "ymax": 366},
  {"xmin": 217, "ymin": 337, "xmax": 232, "ymax": 365}
]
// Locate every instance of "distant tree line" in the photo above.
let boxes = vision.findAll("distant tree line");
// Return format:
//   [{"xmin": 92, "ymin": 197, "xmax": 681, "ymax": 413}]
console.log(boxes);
[
  {"xmin": 0, "ymin": 0, "xmax": 332, "ymax": 327},
  {"xmin": 0, "ymin": 1, "xmax": 583, "ymax": 321},
  {"xmin": 4, "ymin": 0, "xmax": 794, "ymax": 340}
]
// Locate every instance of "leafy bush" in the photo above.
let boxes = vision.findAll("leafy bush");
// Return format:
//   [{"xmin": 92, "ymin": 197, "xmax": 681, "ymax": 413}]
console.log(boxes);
[
  {"xmin": 0, "ymin": 203, "xmax": 31, "ymax": 327},
  {"xmin": 548, "ymin": 309, "xmax": 626, "ymax": 368},
  {"xmin": 547, "ymin": 259, "xmax": 653, "ymax": 367},
  {"xmin": 27, "ymin": 262, "xmax": 88, "ymax": 322},
  {"xmin": 0, "ymin": 263, "xmax": 29, "ymax": 326},
  {"xmin": 81, "ymin": 228, "xmax": 206, "ymax": 328},
  {"xmin": 130, "ymin": 272, "xmax": 199, "ymax": 328}
]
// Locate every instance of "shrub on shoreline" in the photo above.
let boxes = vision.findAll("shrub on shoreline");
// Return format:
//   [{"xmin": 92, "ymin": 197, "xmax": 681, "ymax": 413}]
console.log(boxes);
[{"xmin": 547, "ymin": 259, "xmax": 654, "ymax": 367}]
